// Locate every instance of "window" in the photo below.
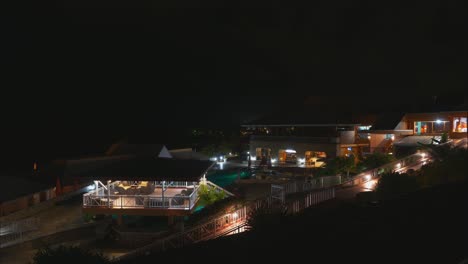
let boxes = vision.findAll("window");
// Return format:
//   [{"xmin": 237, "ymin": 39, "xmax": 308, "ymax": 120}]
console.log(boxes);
[{"xmin": 453, "ymin": 117, "xmax": 467, "ymax": 132}]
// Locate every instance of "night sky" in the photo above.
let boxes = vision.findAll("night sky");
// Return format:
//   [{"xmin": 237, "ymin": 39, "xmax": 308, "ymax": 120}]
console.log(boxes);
[{"xmin": 2, "ymin": 0, "xmax": 467, "ymax": 172}]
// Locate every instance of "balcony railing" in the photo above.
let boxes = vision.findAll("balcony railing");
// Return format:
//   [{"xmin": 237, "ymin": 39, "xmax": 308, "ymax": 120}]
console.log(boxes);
[{"xmin": 83, "ymin": 184, "xmax": 200, "ymax": 210}]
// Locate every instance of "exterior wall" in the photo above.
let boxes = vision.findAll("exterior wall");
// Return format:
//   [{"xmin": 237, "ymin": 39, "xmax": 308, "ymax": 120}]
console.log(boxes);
[
  {"xmin": 405, "ymin": 111, "xmax": 467, "ymax": 137},
  {"xmin": 394, "ymin": 120, "xmax": 408, "ymax": 130},
  {"xmin": 369, "ymin": 134, "xmax": 388, "ymax": 153},
  {"xmin": 339, "ymin": 131, "xmax": 355, "ymax": 144},
  {"xmin": 249, "ymin": 136, "xmax": 341, "ymax": 160}
]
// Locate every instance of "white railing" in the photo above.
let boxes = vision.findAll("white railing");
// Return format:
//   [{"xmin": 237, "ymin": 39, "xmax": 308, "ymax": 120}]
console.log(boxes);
[
  {"xmin": 157, "ymin": 181, "xmax": 196, "ymax": 188},
  {"xmin": 339, "ymin": 152, "xmax": 426, "ymax": 188},
  {"xmin": 0, "ymin": 217, "xmax": 39, "ymax": 248},
  {"xmin": 113, "ymin": 186, "xmax": 335, "ymax": 262},
  {"xmin": 83, "ymin": 185, "xmax": 200, "ymax": 210}
]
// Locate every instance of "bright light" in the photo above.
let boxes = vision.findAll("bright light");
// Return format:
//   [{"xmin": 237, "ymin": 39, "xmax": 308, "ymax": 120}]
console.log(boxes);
[
  {"xmin": 210, "ymin": 157, "xmax": 218, "ymax": 161},
  {"xmin": 389, "ymin": 152, "xmax": 393, "ymax": 155},
  {"xmin": 86, "ymin": 184, "xmax": 96, "ymax": 191},
  {"xmin": 396, "ymin": 163, "xmax": 401, "ymax": 168},
  {"xmin": 364, "ymin": 174, "xmax": 371, "ymax": 181},
  {"xmin": 363, "ymin": 180, "xmax": 377, "ymax": 190},
  {"xmin": 298, "ymin": 158, "xmax": 305, "ymax": 163},
  {"xmin": 285, "ymin": 149, "xmax": 296, "ymax": 153},
  {"xmin": 421, "ymin": 153, "xmax": 426, "ymax": 158},
  {"xmin": 271, "ymin": 158, "xmax": 277, "ymax": 163},
  {"xmin": 347, "ymin": 147, "xmax": 352, "ymax": 151},
  {"xmin": 367, "ymin": 135, "xmax": 371, "ymax": 140},
  {"xmin": 436, "ymin": 119, "xmax": 442, "ymax": 124},
  {"xmin": 247, "ymin": 151, "xmax": 250, "ymax": 154},
  {"xmin": 250, "ymin": 156, "xmax": 256, "ymax": 161},
  {"xmin": 232, "ymin": 212, "xmax": 238, "ymax": 218},
  {"xmin": 391, "ymin": 135, "xmax": 395, "ymax": 141}
]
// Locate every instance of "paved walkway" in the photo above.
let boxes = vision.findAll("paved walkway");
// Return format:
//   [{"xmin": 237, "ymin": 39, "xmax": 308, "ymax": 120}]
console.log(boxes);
[{"xmin": 0, "ymin": 196, "xmax": 90, "ymax": 264}]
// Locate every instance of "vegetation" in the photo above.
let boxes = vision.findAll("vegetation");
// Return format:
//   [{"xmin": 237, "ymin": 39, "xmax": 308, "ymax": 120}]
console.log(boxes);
[
  {"xmin": 357, "ymin": 152, "xmax": 396, "ymax": 172},
  {"xmin": 317, "ymin": 155, "xmax": 356, "ymax": 177},
  {"xmin": 198, "ymin": 184, "xmax": 227, "ymax": 206},
  {"xmin": 375, "ymin": 172, "xmax": 419, "ymax": 200},
  {"xmin": 418, "ymin": 146, "xmax": 468, "ymax": 186},
  {"xmin": 187, "ymin": 196, "xmax": 239, "ymax": 226},
  {"xmin": 376, "ymin": 146, "xmax": 467, "ymax": 200},
  {"xmin": 33, "ymin": 246, "xmax": 109, "ymax": 264}
]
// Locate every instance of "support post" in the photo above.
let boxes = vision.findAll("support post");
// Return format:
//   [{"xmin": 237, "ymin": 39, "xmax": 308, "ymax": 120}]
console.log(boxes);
[
  {"xmin": 107, "ymin": 180, "xmax": 111, "ymax": 208},
  {"xmin": 117, "ymin": 215, "xmax": 123, "ymax": 226}
]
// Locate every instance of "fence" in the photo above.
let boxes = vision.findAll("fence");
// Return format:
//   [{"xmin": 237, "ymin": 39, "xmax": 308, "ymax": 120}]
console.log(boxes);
[
  {"xmin": 339, "ymin": 152, "xmax": 425, "ymax": 188},
  {"xmin": 0, "ymin": 217, "xmax": 39, "ymax": 248},
  {"xmin": 113, "ymin": 187, "xmax": 335, "ymax": 262}
]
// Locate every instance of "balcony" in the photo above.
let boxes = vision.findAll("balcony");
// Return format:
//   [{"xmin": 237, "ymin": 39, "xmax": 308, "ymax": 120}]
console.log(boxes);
[{"xmin": 83, "ymin": 181, "xmax": 200, "ymax": 212}]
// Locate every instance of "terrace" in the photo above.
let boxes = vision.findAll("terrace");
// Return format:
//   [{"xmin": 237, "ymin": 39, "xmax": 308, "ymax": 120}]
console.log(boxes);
[{"xmin": 83, "ymin": 181, "xmax": 200, "ymax": 211}]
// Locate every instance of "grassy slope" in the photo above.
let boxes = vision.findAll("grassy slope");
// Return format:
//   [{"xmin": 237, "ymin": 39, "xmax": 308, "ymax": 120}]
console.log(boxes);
[{"xmin": 121, "ymin": 180, "xmax": 468, "ymax": 264}]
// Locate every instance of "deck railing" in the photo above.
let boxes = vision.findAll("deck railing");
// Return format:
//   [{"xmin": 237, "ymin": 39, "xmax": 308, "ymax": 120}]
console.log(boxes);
[{"xmin": 83, "ymin": 185, "xmax": 200, "ymax": 210}]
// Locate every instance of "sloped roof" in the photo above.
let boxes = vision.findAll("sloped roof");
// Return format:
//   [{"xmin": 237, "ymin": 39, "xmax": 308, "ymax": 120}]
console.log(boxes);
[
  {"xmin": 370, "ymin": 112, "xmax": 405, "ymax": 130},
  {"xmin": 169, "ymin": 149, "xmax": 210, "ymax": 160},
  {"xmin": 65, "ymin": 156, "xmax": 214, "ymax": 181},
  {"xmin": 106, "ymin": 143, "xmax": 171, "ymax": 158}
]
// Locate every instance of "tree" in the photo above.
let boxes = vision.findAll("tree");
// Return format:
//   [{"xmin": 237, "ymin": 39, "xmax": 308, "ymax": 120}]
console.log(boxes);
[
  {"xmin": 33, "ymin": 246, "xmax": 109, "ymax": 264},
  {"xmin": 327, "ymin": 155, "xmax": 356, "ymax": 177},
  {"xmin": 375, "ymin": 172, "xmax": 420, "ymax": 201},
  {"xmin": 357, "ymin": 152, "xmax": 395, "ymax": 172}
]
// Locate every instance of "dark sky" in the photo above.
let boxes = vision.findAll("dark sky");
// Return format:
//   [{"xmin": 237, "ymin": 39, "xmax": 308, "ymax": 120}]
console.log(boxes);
[
  {"xmin": 2, "ymin": 0, "xmax": 467, "ymax": 171},
  {"xmin": 3, "ymin": 0, "xmax": 467, "ymax": 90}
]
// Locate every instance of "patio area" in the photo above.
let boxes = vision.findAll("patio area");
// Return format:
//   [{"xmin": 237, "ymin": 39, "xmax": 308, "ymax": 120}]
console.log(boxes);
[{"xmin": 83, "ymin": 181, "xmax": 199, "ymax": 211}]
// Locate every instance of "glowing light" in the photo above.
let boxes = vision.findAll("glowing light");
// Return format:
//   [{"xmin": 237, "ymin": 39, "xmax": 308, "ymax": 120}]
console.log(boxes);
[
  {"xmin": 421, "ymin": 153, "xmax": 426, "ymax": 158},
  {"xmin": 368, "ymin": 135, "xmax": 371, "ymax": 140},
  {"xmin": 250, "ymin": 156, "xmax": 256, "ymax": 161},
  {"xmin": 285, "ymin": 149, "xmax": 296, "ymax": 153},
  {"xmin": 347, "ymin": 147, "xmax": 352, "ymax": 151},
  {"xmin": 271, "ymin": 158, "xmax": 277, "ymax": 163},
  {"xmin": 247, "ymin": 151, "xmax": 250, "ymax": 154},
  {"xmin": 391, "ymin": 135, "xmax": 395, "ymax": 141},
  {"xmin": 364, "ymin": 175, "xmax": 371, "ymax": 181},
  {"xmin": 86, "ymin": 184, "xmax": 96, "ymax": 191},
  {"xmin": 396, "ymin": 163, "xmax": 401, "ymax": 168},
  {"xmin": 298, "ymin": 158, "xmax": 305, "ymax": 163},
  {"xmin": 436, "ymin": 119, "xmax": 442, "ymax": 124},
  {"xmin": 232, "ymin": 212, "xmax": 238, "ymax": 218},
  {"xmin": 389, "ymin": 152, "xmax": 393, "ymax": 155},
  {"xmin": 363, "ymin": 180, "xmax": 377, "ymax": 190}
]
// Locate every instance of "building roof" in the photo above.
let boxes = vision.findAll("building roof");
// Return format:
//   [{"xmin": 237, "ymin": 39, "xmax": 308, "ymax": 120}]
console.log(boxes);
[
  {"xmin": 242, "ymin": 110, "xmax": 373, "ymax": 127},
  {"xmin": 0, "ymin": 175, "xmax": 52, "ymax": 202},
  {"xmin": 169, "ymin": 149, "xmax": 210, "ymax": 160},
  {"xmin": 105, "ymin": 143, "xmax": 172, "ymax": 158},
  {"xmin": 369, "ymin": 112, "xmax": 406, "ymax": 130},
  {"xmin": 65, "ymin": 156, "xmax": 214, "ymax": 182}
]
